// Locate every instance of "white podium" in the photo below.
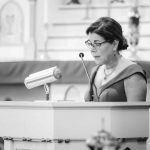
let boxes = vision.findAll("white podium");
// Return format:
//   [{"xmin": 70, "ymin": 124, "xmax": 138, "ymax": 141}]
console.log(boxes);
[{"xmin": 0, "ymin": 101, "xmax": 149, "ymax": 150}]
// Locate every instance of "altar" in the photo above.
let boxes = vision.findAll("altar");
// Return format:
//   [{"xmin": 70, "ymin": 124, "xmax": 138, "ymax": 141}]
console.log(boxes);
[{"xmin": 0, "ymin": 101, "xmax": 149, "ymax": 150}]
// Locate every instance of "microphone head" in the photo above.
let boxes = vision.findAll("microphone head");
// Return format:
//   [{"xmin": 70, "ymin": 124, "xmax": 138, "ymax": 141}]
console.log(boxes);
[
  {"xmin": 53, "ymin": 68, "xmax": 62, "ymax": 79},
  {"xmin": 24, "ymin": 66, "xmax": 62, "ymax": 89},
  {"xmin": 79, "ymin": 53, "xmax": 84, "ymax": 58}
]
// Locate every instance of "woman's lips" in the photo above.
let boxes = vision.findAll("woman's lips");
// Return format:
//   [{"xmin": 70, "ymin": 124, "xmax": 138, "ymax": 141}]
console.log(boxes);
[{"xmin": 94, "ymin": 56, "xmax": 100, "ymax": 59}]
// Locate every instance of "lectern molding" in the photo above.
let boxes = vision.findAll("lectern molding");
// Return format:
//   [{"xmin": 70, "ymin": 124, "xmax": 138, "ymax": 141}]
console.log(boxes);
[{"xmin": 0, "ymin": 101, "xmax": 149, "ymax": 109}]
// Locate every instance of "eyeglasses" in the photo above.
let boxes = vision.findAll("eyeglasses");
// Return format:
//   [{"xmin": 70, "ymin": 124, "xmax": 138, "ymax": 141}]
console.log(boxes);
[{"xmin": 85, "ymin": 40, "xmax": 109, "ymax": 50}]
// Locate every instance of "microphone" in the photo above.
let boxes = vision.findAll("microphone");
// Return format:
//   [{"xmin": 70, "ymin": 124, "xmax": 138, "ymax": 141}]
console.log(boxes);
[
  {"xmin": 79, "ymin": 53, "xmax": 90, "ymax": 82},
  {"xmin": 24, "ymin": 66, "xmax": 62, "ymax": 89}
]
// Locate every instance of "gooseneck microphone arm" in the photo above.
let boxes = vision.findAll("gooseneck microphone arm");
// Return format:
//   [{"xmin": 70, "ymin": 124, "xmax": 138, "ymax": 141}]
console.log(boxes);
[
  {"xmin": 44, "ymin": 84, "xmax": 50, "ymax": 100},
  {"xmin": 79, "ymin": 53, "xmax": 90, "ymax": 83}
]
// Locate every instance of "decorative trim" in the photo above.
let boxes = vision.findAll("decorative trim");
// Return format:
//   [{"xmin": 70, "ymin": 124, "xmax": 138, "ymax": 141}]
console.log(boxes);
[
  {"xmin": 2, "ymin": 136, "xmax": 147, "ymax": 143},
  {"xmin": 0, "ymin": 0, "xmax": 24, "ymax": 45}
]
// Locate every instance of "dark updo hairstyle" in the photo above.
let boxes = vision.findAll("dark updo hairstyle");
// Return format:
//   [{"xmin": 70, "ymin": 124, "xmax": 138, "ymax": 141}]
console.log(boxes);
[{"xmin": 86, "ymin": 17, "xmax": 128, "ymax": 51}]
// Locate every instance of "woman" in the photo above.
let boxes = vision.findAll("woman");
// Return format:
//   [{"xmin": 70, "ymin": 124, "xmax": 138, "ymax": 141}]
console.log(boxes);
[{"xmin": 84, "ymin": 17, "xmax": 147, "ymax": 102}]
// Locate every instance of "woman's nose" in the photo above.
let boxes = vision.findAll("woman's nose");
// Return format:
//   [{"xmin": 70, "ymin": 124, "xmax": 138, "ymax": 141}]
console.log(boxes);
[{"xmin": 91, "ymin": 48, "xmax": 97, "ymax": 53}]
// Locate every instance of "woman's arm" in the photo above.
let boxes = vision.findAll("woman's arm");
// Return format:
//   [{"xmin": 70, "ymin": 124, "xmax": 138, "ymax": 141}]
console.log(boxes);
[{"xmin": 124, "ymin": 73, "xmax": 147, "ymax": 102}]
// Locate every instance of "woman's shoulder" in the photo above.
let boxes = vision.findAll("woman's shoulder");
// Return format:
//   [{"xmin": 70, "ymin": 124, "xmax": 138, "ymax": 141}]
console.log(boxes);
[
  {"xmin": 119, "ymin": 57, "xmax": 145, "ymax": 73},
  {"xmin": 119, "ymin": 57, "xmax": 136, "ymax": 67},
  {"xmin": 107, "ymin": 57, "xmax": 147, "ymax": 83}
]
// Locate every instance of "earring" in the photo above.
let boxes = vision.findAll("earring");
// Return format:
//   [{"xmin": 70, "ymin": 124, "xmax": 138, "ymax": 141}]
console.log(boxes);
[{"xmin": 113, "ymin": 50, "xmax": 116, "ymax": 56}]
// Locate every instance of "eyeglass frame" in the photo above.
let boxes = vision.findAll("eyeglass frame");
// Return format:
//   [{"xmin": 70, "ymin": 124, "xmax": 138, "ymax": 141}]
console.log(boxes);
[{"xmin": 85, "ymin": 40, "xmax": 111, "ymax": 50}]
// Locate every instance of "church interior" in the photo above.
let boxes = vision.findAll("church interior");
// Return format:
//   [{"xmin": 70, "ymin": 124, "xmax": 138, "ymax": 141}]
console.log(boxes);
[{"xmin": 0, "ymin": 0, "xmax": 150, "ymax": 150}]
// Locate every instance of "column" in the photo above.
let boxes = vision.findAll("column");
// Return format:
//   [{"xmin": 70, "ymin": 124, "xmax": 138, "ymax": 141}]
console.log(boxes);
[{"xmin": 27, "ymin": 0, "xmax": 37, "ymax": 59}]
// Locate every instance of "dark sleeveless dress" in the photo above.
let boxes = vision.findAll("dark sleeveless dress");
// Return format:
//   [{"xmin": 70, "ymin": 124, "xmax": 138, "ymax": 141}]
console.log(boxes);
[{"xmin": 84, "ymin": 64, "xmax": 147, "ymax": 102}]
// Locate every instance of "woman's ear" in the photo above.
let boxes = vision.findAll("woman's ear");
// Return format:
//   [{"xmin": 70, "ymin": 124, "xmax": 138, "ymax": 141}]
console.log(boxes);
[{"xmin": 113, "ymin": 40, "xmax": 119, "ymax": 50}]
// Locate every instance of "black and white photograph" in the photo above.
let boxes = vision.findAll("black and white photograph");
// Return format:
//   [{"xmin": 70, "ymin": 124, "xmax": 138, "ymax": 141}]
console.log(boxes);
[{"xmin": 0, "ymin": 0, "xmax": 150, "ymax": 150}]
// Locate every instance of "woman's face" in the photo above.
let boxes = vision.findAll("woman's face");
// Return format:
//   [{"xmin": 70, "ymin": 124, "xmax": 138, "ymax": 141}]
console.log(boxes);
[{"xmin": 86, "ymin": 33, "xmax": 115, "ymax": 66}]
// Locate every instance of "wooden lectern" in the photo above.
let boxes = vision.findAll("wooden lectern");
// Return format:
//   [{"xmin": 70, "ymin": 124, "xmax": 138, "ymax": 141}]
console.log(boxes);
[{"xmin": 0, "ymin": 101, "xmax": 149, "ymax": 150}]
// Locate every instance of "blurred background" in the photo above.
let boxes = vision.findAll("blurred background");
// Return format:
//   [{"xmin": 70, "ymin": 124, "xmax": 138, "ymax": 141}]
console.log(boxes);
[{"xmin": 0, "ymin": 0, "xmax": 150, "ymax": 102}]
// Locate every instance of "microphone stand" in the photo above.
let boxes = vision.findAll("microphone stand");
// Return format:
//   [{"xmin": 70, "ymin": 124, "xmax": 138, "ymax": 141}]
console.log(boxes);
[
  {"xmin": 44, "ymin": 84, "xmax": 50, "ymax": 100},
  {"xmin": 79, "ymin": 53, "xmax": 90, "ymax": 83}
]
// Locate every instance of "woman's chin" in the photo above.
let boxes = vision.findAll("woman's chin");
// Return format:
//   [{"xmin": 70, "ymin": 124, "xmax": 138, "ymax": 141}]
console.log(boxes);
[{"xmin": 95, "ymin": 60, "xmax": 103, "ymax": 66}]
